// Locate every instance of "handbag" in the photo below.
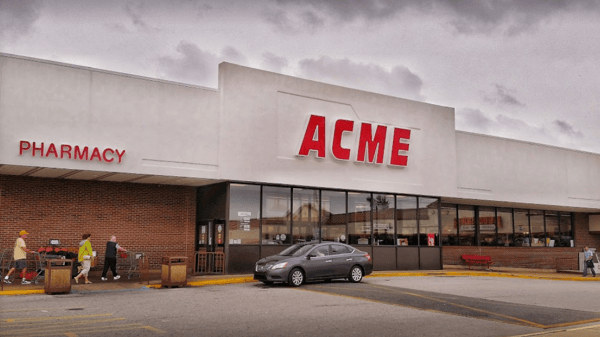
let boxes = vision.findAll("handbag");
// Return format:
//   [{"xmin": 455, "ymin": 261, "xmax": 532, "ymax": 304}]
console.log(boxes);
[{"xmin": 587, "ymin": 260, "xmax": 595, "ymax": 268}]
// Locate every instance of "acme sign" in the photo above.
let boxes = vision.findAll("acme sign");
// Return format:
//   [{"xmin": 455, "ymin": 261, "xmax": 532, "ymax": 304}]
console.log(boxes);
[
  {"xmin": 297, "ymin": 114, "xmax": 411, "ymax": 167},
  {"xmin": 19, "ymin": 140, "xmax": 125, "ymax": 163}
]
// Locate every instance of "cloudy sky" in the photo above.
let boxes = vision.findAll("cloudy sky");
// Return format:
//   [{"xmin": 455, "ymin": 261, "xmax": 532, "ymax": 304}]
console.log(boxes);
[{"xmin": 1, "ymin": 0, "xmax": 599, "ymax": 153}]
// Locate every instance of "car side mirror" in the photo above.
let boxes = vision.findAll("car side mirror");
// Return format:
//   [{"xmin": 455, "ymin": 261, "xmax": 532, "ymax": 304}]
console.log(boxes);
[{"xmin": 306, "ymin": 255, "xmax": 313, "ymax": 260}]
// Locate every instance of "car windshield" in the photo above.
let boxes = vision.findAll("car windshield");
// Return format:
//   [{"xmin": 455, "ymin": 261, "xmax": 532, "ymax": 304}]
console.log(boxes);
[{"xmin": 279, "ymin": 244, "xmax": 316, "ymax": 257}]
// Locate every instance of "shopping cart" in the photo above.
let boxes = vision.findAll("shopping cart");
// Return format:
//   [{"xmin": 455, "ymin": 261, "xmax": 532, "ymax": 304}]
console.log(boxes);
[
  {"xmin": 31, "ymin": 252, "xmax": 67, "ymax": 284},
  {"xmin": 118, "ymin": 252, "xmax": 146, "ymax": 280},
  {"xmin": 0, "ymin": 248, "xmax": 13, "ymax": 280}
]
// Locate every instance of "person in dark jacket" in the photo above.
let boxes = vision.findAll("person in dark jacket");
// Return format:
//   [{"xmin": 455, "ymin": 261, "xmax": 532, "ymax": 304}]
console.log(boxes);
[{"xmin": 101, "ymin": 236, "xmax": 127, "ymax": 281}]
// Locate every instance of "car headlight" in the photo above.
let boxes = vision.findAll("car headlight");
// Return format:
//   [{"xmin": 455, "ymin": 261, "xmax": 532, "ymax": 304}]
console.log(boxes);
[{"xmin": 269, "ymin": 262, "xmax": 288, "ymax": 270}]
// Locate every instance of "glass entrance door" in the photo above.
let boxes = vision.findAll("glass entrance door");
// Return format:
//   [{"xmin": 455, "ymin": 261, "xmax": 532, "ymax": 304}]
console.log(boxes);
[{"xmin": 195, "ymin": 220, "xmax": 225, "ymax": 274}]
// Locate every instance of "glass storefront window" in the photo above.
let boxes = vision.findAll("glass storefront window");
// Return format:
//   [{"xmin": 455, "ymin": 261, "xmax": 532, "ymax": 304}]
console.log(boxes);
[
  {"xmin": 496, "ymin": 208, "xmax": 513, "ymax": 246},
  {"xmin": 321, "ymin": 190, "xmax": 347, "ymax": 243},
  {"xmin": 545, "ymin": 211, "xmax": 559, "ymax": 247},
  {"xmin": 529, "ymin": 210, "xmax": 545, "ymax": 247},
  {"xmin": 458, "ymin": 205, "xmax": 476, "ymax": 246},
  {"xmin": 228, "ymin": 184, "xmax": 260, "ymax": 245},
  {"xmin": 514, "ymin": 209, "xmax": 530, "ymax": 246},
  {"xmin": 372, "ymin": 194, "xmax": 394, "ymax": 245},
  {"xmin": 560, "ymin": 213, "xmax": 574, "ymax": 247},
  {"xmin": 348, "ymin": 192, "xmax": 371, "ymax": 245},
  {"xmin": 397, "ymin": 196, "xmax": 418, "ymax": 246},
  {"xmin": 292, "ymin": 188, "xmax": 320, "ymax": 244},
  {"xmin": 419, "ymin": 197, "xmax": 439, "ymax": 246},
  {"xmin": 262, "ymin": 186, "xmax": 292, "ymax": 245},
  {"xmin": 478, "ymin": 207, "xmax": 497, "ymax": 246},
  {"xmin": 441, "ymin": 204, "xmax": 458, "ymax": 246}
]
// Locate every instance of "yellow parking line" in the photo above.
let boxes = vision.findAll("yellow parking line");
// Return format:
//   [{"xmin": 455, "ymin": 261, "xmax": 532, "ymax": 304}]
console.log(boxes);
[
  {"xmin": 0, "ymin": 317, "xmax": 125, "ymax": 335},
  {"xmin": 368, "ymin": 284, "xmax": 546, "ymax": 328},
  {"xmin": 544, "ymin": 318, "xmax": 600, "ymax": 329},
  {"xmin": 304, "ymin": 284, "xmax": 545, "ymax": 329},
  {"xmin": 6, "ymin": 323, "xmax": 156, "ymax": 337},
  {"xmin": 511, "ymin": 323, "xmax": 600, "ymax": 336},
  {"xmin": 299, "ymin": 288, "xmax": 523, "ymax": 328},
  {"xmin": 0, "ymin": 307, "xmax": 86, "ymax": 314},
  {"xmin": 1, "ymin": 313, "xmax": 112, "ymax": 324},
  {"xmin": 143, "ymin": 325, "xmax": 167, "ymax": 333}
]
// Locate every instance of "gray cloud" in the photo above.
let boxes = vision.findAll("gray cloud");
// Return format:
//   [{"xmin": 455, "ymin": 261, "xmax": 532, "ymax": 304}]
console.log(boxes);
[
  {"xmin": 221, "ymin": 46, "xmax": 248, "ymax": 66},
  {"xmin": 456, "ymin": 109, "xmax": 587, "ymax": 150},
  {"xmin": 297, "ymin": 56, "xmax": 423, "ymax": 101},
  {"xmin": 484, "ymin": 84, "xmax": 525, "ymax": 108},
  {"xmin": 157, "ymin": 42, "xmax": 248, "ymax": 88},
  {"xmin": 553, "ymin": 120, "xmax": 583, "ymax": 138},
  {"xmin": 455, "ymin": 108, "xmax": 495, "ymax": 134},
  {"xmin": 262, "ymin": 8, "xmax": 323, "ymax": 34},
  {"xmin": 124, "ymin": 3, "xmax": 151, "ymax": 31},
  {"xmin": 0, "ymin": 0, "xmax": 42, "ymax": 43},
  {"xmin": 270, "ymin": 0, "xmax": 600, "ymax": 36},
  {"xmin": 261, "ymin": 52, "xmax": 288, "ymax": 73}
]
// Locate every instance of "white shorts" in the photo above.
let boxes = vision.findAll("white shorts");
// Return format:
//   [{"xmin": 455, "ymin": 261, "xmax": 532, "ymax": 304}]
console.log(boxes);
[{"xmin": 80, "ymin": 260, "xmax": 91, "ymax": 275}]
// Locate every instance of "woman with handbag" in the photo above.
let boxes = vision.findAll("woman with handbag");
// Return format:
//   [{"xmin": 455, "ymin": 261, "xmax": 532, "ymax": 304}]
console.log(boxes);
[{"xmin": 74, "ymin": 234, "xmax": 93, "ymax": 284}]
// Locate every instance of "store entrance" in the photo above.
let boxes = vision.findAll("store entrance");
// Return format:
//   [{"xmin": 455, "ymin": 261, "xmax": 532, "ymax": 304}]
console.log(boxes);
[{"xmin": 195, "ymin": 219, "xmax": 225, "ymax": 274}]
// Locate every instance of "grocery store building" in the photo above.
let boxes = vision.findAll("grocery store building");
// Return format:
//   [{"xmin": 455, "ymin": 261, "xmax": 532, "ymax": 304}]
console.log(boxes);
[{"xmin": 1, "ymin": 53, "xmax": 600, "ymax": 274}]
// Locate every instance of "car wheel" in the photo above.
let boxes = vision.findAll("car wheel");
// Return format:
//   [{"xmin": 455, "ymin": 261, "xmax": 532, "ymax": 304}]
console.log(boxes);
[
  {"xmin": 348, "ymin": 266, "xmax": 363, "ymax": 283},
  {"xmin": 288, "ymin": 268, "xmax": 304, "ymax": 287}
]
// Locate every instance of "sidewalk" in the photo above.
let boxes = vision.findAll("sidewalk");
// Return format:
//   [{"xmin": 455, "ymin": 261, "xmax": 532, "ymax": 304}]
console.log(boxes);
[{"xmin": 1, "ymin": 266, "xmax": 597, "ymax": 296}]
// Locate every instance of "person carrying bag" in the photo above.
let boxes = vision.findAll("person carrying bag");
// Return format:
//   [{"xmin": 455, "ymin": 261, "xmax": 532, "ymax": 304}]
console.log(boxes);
[{"xmin": 74, "ymin": 234, "xmax": 93, "ymax": 284}]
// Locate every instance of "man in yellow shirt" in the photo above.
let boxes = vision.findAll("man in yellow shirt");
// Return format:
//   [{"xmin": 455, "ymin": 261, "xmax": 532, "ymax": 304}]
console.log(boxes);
[{"xmin": 4, "ymin": 230, "xmax": 33, "ymax": 284}]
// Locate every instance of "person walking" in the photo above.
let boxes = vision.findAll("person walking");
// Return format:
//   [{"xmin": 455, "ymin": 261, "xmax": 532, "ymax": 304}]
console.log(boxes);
[
  {"xmin": 74, "ymin": 234, "xmax": 93, "ymax": 284},
  {"xmin": 4, "ymin": 230, "xmax": 33, "ymax": 284},
  {"xmin": 583, "ymin": 246, "xmax": 597, "ymax": 277},
  {"xmin": 101, "ymin": 236, "xmax": 127, "ymax": 281}
]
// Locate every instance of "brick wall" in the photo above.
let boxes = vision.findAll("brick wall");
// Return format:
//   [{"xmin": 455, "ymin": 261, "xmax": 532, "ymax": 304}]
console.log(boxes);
[
  {"xmin": 443, "ymin": 213, "xmax": 600, "ymax": 270},
  {"xmin": 0, "ymin": 175, "xmax": 196, "ymax": 269}
]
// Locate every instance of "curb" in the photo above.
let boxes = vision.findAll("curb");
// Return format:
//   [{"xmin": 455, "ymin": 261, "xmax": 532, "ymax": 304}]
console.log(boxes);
[
  {"xmin": 1, "ymin": 272, "xmax": 596, "ymax": 295},
  {"xmin": 146, "ymin": 276, "xmax": 255, "ymax": 289}
]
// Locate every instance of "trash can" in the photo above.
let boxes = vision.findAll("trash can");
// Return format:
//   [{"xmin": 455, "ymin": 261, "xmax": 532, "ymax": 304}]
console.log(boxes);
[
  {"xmin": 45, "ymin": 259, "xmax": 73, "ymax": 294},
  {"xmin": 161, "ymin": 256, "xmax": 187, "ymax": 288}
]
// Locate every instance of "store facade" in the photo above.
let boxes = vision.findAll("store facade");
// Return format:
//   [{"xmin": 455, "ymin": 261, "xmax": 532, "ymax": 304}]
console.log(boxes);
[{"xmin": 1, "ymin": 53, "xmax": 600, "ymax": 274}]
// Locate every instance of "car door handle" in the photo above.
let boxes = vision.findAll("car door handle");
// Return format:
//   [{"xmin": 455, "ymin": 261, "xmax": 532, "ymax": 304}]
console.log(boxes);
[
  {"xmin": 346, "ymin": 258, "xmax": 353, "ymax": 261},
  {"xmin": 325, "ymin": 260, "xmax": 333, "ymax": 263}
]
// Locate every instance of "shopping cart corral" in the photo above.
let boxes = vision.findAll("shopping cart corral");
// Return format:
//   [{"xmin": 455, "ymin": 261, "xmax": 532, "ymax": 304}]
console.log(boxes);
[{"xmin": 117, "ymin": 252, "xmax": 146, "ymax": 280}]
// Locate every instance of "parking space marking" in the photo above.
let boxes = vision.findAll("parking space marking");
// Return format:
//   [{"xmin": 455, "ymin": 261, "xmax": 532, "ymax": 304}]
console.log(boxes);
[
  {"xmin": 0, "ymin": 307, "xmax": 87, "ymax": 314},
  {"xmin": 0, "ymin": 312, "xmax": 165, "ymax": 336},
  {"xmin": 1, "ymin": 313, "xmax": 113, "ymax": 324},
  {"xmin": 511, "ymin": 323, "xmax": 600, "ymax": 336},
  {"xmin": 299, "ymin": 283, "xmax": 600, "ymax": 329},
  {"xmin": 299, "ymin": 286, "xmax": 521, "ymax": 328},
  {"xmin": 368, "ymin": 284, "xmax": 545, "ymax": 328}
]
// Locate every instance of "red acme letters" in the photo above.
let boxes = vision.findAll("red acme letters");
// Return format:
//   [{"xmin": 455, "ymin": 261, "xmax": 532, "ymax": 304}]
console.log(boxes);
[
  {"xmin": 297, "ymin": 114, "xmax": 411, "ymax": 167},
  {"xmin": 19, "ymin": 141, "xmax": 125, "ymax": 164}
]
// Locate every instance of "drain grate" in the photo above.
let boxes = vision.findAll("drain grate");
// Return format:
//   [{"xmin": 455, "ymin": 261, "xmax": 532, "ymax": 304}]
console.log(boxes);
[{"xmin": 67, "ymin": 308, "xmax": 84, "ymax": 311}]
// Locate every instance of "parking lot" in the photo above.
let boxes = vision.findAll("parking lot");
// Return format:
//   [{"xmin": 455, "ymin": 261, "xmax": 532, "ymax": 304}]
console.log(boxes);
[{"xmin": 2, "ymin": 274, "xmax": 600, "ymax": 336}]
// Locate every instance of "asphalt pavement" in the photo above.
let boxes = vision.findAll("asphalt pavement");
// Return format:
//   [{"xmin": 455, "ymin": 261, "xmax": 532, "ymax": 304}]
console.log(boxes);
[{"xmin": 0, "ymin": 265, "xmax": 596, "ymax": 296}]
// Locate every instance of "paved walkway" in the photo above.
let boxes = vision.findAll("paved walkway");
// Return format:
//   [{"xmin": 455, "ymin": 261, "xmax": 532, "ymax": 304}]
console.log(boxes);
[{"xmin": 0, "ymin": 266, "xmax": 596, "ymax": 296}]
